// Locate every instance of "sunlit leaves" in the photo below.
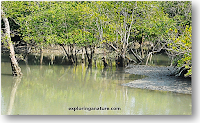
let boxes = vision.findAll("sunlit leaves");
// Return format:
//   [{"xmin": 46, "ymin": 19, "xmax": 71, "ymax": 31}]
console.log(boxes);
[
  {"xmin": 1, "ymin": 1, "xmax": 192, "ymax": 75},
  {"xmin": 167, "ymin": 26, "xmax": 192, "ymax": 76}
]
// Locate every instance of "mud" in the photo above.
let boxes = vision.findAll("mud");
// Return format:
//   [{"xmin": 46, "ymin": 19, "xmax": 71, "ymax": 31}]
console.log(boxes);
[{"xmin": 122, "ymin": 65, "xmax": 192, "ymax": 94}]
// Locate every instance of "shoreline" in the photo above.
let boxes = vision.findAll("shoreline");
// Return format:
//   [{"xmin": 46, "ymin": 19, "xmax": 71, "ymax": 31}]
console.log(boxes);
[{"xmin": 122, "ymin": 65, "xmax": 192, "ymax": 94}]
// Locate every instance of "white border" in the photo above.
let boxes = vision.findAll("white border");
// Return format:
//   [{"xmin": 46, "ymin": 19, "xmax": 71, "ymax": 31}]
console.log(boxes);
[{"xmin": 1, "ymin": 0, "xmax": 199, "ymax": 123}]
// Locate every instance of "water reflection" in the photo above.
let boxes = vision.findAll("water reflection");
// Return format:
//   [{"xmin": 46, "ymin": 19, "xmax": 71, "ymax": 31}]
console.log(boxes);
[
  {"xmin": 7, "ymin": 77, "xmax": 22, "ymax": 115},
  {"xmin": 1, "ymin": 54, "xmax": 191, "ymax": 115}
]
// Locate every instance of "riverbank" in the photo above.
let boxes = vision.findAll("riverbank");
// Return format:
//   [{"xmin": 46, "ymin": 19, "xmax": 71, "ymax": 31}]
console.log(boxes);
[{"xmin": 122, "ymin": 65, "xmax": 192, "ymax": 94}]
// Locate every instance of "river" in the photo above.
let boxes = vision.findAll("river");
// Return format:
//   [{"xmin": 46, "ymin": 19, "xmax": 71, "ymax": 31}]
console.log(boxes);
[{"xmin": 1, "ymin": 54, "xmax": 192, "ymax": 115}]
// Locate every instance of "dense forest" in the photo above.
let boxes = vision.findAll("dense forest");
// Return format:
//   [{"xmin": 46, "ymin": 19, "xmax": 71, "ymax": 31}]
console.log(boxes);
[{"xmin": 1, "ymin": 1, "xmax": 192, "ymax": 77}]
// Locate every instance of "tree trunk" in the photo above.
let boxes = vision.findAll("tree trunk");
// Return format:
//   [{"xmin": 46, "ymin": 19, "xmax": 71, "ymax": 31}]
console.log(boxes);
[
  {"xmin": 116, "ymin": 55, "xmax": 125, "ymax": 67},
  {"xmin": 81, "ymin": 48, "xmax": 85, "ymax": 63},
  {"xmin": 40, "ymin": 48, "xmax": 43, "ymax": 65},
  {"xmin": 102, "ymin": 57, "xmax": 108, "ymax": 67},
  {"xmin": 141, "ymin": 36, "xmax": 144, "ymax": 59},
  {"xmin": 85, "ymin": 46, "xmax": 93, "ymax": 66},
  {"xmin": 60, "ymin": 44, "xmax": 74, "ymax": 64},
  {"xmin": 130, "ymin": 49, "xmax": 143, "ymax": 63},
  {"xmin": 1, "ymin": 9, "xmax": 22, "ymax": 76},
  {"xmin": 146, "ymin": 52, "xmax": 152, "ymax": 65}
]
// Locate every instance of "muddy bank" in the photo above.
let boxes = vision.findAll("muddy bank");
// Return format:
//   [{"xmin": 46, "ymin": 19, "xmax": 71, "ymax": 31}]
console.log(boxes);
[{"xmin": 122, "ymin": 65, "xmax": 192, "ymax": 94}]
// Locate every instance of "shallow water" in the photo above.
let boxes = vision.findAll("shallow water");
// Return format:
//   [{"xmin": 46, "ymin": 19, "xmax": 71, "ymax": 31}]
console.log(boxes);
[{"xmin": 1, "ymin": 54, "xmax": 191, "ymax": 115}]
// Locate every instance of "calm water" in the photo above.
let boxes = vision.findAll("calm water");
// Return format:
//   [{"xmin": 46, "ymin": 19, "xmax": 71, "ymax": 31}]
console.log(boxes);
[{"xmin": 1, "ymin": 54, "xmax": 192, "ymax": 115}]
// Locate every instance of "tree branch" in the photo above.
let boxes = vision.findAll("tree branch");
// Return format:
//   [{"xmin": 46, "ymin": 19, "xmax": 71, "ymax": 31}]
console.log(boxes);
[{"xmin": 106, "ymin": 42, "xmax": 119, "ymax": 52}]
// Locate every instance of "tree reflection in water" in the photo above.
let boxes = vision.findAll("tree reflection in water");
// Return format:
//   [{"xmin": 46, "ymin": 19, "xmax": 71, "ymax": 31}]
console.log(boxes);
[{"xmin": 7, "ymin": 77, "xmax": 22, "ymax": 115}]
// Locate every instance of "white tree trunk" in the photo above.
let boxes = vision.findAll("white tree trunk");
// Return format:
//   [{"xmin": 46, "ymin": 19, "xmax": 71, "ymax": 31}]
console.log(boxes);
[{"xmin": 1, "ymin": 9, "xmax": 22, "ymax": 76}]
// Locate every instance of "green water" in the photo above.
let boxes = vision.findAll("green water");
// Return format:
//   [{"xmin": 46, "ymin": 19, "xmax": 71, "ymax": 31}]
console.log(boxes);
[{"xmin": 1, "ymin": 54, "xmax": 192, "ymax": 115}]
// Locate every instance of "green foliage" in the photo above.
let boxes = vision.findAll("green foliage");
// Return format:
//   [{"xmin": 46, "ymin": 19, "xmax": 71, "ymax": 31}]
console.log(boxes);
[
  {"xmin": 167, "ymin": 26, "xmax": 192, "ymax": 77},
  {"xmin": 160, "ymin": 1, "xmax": 192, "ymax": 26},
  {"xmin": 1, "ymin": 1, "xmax": 192, "ymax": 75}
]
